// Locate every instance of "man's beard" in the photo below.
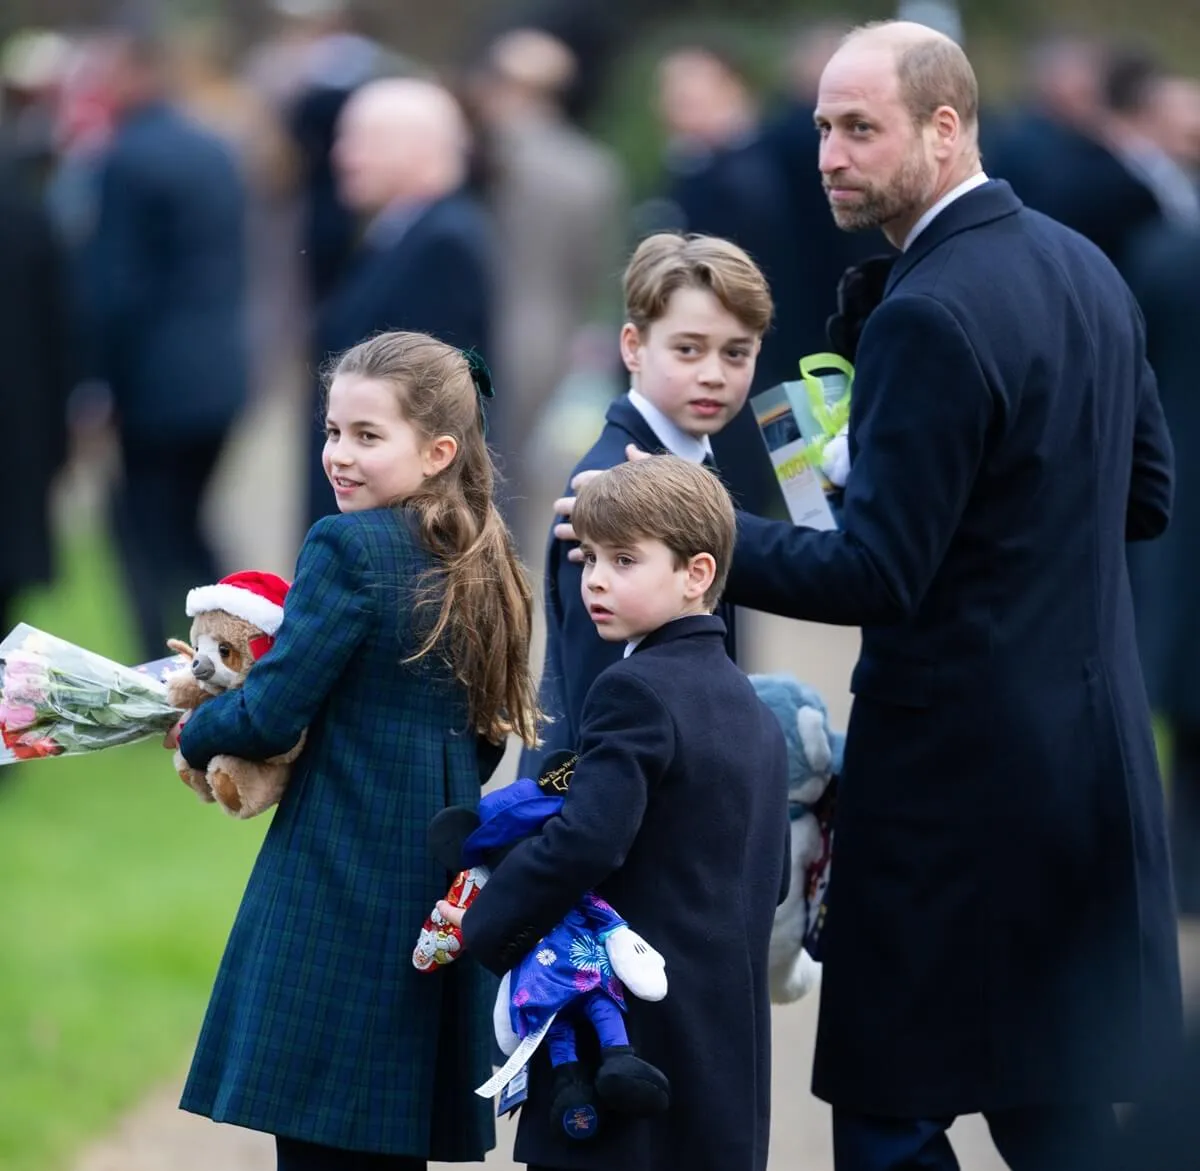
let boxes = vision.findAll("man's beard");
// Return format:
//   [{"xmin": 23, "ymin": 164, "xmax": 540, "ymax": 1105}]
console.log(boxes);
[{"xmin": 826, "ymin": 149, "xmax": 934, "ymax": 232}]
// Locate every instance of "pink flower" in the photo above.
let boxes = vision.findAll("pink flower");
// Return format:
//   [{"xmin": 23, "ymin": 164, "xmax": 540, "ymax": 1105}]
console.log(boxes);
[
  {"xmin": 0, "ymin": 701, "xmax": 37, "ymax": 730},
  {"xmin": 5, "ymin": 677, "xmax": 47, "ymax": 704},
  {"xmin": 512, "ymin": 988, "xmax": 530, "ymax": 1007}
]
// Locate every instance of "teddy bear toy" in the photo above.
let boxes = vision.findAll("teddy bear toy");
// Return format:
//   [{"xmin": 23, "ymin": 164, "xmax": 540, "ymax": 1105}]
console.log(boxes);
[
  {"xmin": 415, "ymin": 752, "xmax": 670, "ymax": 1141},
  {"xmin": 166, "ymin": 570, "xmax": 305, "ymax": 819},
  {"xmin": 750, "ymin": 673, "xmax": 843, "ymax": 1004}
]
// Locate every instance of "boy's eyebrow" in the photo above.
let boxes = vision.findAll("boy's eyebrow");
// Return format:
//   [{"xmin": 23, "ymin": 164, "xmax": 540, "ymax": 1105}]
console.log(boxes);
[{"xmin": 669, "ymin": 329, "xmax": 756, "ymax": 343}]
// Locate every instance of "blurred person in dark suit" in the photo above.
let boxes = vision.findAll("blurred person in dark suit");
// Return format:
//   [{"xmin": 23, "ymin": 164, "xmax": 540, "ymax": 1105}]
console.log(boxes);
[
  {"xmin": 985, "ymin": 32, "xmax": 1108, "ymax": 212},
  {"xmin": 307, "ymin": 78, "xmax": 492, "ymax": 527},
  {"xmin": 1125, "ymin": 218, "xmax": 1200, "ymax": 917},
  {"xmin": 0, "ymin": 147, "xmax": 71, "ymax": 637},
  {"xmin": 650, "ymin": 44, "xmax": 801, "ymax": 519},
  {"xmin": 1021, "ymin": 44, "xmax": 1183, "ymax": 277},
  {"xmin": 1100, "ymin": 51, "xmax": 1200, "ymax": 231},
  {"xmin": 264, "ymin": 1, "xmax": 406, "ymax": 307},
  {"xmin": 86, "ymin": 30, "xmax": 248, "ymax": 662}
]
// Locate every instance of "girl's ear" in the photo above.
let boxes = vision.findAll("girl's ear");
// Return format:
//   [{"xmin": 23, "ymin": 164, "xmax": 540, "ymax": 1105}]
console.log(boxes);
[
  {"xmin": 423, "ymin": 434, "xmax": 459, "ymax": 477},
  {"xmin": 684, "ymin": 552, "xmax": 716, "ymax": 602}
]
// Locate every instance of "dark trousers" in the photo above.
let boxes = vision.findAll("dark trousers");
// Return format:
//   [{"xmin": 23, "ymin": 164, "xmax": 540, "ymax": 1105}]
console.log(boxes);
[
  {"xmin": 112, "ymin": 429, "xmax": 228, "ymax": 663},
  {"xmin": 832, "ymin": 1104, "xmax": 1118, "ymax": 1171},
  {"xmin": 275, "ymin": 1136, "xmax": 426, "ymax": 1171}
]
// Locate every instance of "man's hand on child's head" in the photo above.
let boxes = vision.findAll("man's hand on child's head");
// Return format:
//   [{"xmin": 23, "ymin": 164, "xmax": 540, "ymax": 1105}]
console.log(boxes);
[{"xmin": 559, "ymin": 445, "xmax": 654, "ymax": 563}]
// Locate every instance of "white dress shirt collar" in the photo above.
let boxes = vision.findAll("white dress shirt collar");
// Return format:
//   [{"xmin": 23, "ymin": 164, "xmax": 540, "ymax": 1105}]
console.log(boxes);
[
  {"xmin": 628, "ymin": 389, "xmax": 713, "ymax": 463},
  {"xmin": 903, "ymin": 171, "xmax": 990, "ymax": 251}
]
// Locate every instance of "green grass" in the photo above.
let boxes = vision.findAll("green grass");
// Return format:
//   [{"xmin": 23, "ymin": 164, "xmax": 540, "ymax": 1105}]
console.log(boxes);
[{"xmin": 0, "ymin": 530, "xmax": 266, "ymax": 1171}]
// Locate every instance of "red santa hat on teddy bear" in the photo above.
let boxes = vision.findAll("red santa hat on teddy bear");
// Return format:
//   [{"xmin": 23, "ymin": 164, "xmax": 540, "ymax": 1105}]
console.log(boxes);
[{"xmin": 185, "ymin": 571, "xmax": 290, "ymax": 658}]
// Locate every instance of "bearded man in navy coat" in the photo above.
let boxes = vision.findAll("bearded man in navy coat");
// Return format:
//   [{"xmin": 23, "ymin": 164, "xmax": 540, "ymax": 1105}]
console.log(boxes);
[{"xmin": 719, "ymin": 21, "xmax": 1181, "ymax": 1171}]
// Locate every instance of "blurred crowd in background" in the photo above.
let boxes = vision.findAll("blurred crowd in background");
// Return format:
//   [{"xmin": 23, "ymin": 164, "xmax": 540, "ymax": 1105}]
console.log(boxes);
[{"xmin": 2, "ymin": 0, "xmax": 1200, "ymax": 917}]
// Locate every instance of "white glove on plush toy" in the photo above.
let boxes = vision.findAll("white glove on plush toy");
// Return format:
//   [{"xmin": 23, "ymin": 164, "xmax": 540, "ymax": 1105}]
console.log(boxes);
[
  {"xmin": 605, "ymin": 925, "xmax": 668, "ymax": 1001},
  {"xmin": 821, "ymin": 425, "xmax": 851, "ymax": 488}
]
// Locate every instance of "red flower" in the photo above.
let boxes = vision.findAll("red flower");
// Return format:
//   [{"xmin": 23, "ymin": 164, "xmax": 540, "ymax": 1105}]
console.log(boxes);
[{"xmin": 1, "ymin": 725, "xmax": 62, "ymax": 758}]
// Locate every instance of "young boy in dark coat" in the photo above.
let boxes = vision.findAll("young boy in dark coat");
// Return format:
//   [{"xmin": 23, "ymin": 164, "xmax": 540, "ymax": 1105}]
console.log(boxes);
[
  {"xmin": 449, "ymin": 456, "xmax": 791, "ymax": 1171},
  {"xmin": 520, "ymin": 233, "xmax": 774, "ymax": 778}
]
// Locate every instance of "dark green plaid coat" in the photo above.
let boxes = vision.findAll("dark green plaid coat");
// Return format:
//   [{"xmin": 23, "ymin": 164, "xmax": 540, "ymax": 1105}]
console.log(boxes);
[{"xmin": 177, "ymin": 508, "xmax": 497, "ymax": 1160}]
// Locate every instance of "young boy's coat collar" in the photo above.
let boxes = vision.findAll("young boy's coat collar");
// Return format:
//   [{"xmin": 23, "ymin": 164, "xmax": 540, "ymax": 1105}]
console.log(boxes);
[{"xmin": 627, "ymin": 613, "xmax": 727, "ymax": 656}]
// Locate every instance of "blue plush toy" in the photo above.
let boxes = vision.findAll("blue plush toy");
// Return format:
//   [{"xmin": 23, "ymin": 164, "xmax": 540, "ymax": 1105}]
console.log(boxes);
[
  {"xmin": 417, "ymin": 752, "xmax": 671, "ymax": 1141},
  {"xmin": 750, "ymin": 674, "xmax": 844, "ymax": 1003}
]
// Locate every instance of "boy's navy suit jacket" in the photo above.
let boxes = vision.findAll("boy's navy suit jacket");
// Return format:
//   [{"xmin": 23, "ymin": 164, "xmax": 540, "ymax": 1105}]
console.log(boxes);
[
  {"xmin": 520, "ymin": 393, "xmax": 738, "ymax": 778},
  {"xmin": 465, "ymin": 614, "xmax": 789, "ymax": 1171}
]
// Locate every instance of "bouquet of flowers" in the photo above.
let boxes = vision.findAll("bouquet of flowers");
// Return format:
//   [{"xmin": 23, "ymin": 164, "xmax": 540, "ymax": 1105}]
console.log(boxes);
[{"xmin": 0, "ymin": 624, "xmax": 185, "ymax": 764}]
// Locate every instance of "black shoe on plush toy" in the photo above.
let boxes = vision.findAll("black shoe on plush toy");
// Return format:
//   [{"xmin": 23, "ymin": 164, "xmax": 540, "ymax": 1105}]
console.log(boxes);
[
  {"xmin": 551, "ymin": 1061, "xmax": 602, "ymax": 1140},
  {"xmin": 595, "ymin": 1044, "xmax": 671, "ymax": 1115}
]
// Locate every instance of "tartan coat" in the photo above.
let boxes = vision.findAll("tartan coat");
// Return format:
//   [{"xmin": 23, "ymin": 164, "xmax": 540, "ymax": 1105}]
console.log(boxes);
[
  {"xmin": 465, "ymin": 615, "xmax": 791, "ymax": 1171},
  {"xmin": 177, "ymin": 508, "xmax": 499, "ymax": 1159},
  {"xmin": 725, "ymin": 181, "xmax": 1182, "ymax": 1116}
]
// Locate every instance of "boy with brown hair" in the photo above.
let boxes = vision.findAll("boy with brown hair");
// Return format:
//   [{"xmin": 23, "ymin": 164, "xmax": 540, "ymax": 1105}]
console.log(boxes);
[
  {"xmin": 521, "ymin": 232, "xmax": 773, "ymax": 777},
  {"xmin": 456, "ymin": 455, "xmax": 790, "ymax": 1171}
]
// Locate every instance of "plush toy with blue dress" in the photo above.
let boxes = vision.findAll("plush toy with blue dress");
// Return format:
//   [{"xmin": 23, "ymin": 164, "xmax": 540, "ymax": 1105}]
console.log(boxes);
[{"xmin": 414, "ymin": 752, "xmax": 670, "ymax": 1140}]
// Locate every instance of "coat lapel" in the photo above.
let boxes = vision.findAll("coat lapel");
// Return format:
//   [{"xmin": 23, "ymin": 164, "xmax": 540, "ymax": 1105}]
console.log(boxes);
[
  {"xmin": 605, "ymin": 394, "xmax": 673, "ymax": 456},
  {"xmin": 885, "ymin": 180, "xmax": 1023, "ymax": 296}
]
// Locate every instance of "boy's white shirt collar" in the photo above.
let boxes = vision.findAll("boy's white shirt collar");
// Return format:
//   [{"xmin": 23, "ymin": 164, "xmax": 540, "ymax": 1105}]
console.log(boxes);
[
  {"xmin": 903, "ymin": 171, "xmax": 990, "ymax": 251},
  {"xmin": 627, "ymin": 389, "xmax": 713, "ymax": 462},
  {"xmin": 623, "ymin": 613, "xmax": 708, "ymax": 658}
]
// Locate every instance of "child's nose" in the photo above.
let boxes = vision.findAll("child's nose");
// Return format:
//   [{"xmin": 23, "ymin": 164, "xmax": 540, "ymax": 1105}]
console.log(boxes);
[{"xmin": 698, "ymin": 353, "xmax": 725, "ymax": 384}]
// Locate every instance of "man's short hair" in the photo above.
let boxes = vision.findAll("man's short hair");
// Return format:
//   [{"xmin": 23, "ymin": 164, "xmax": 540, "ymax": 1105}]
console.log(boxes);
[
  {"xmin": 623, "ymin": 232, "xmax": 773, "ymax": 338},
  {"xmin": 849, "ymin": 22, "xmax": 978, "ymax": 131},
  {"xmin": 573, "ymin": 455, "xmax": 737, "ymax": 608},
  {"xmin": 894, "ymin": 35, "xmax": 978, "ymax": 129},
  {"xmin": 1103, "ymin": 45, "xmax": 1162, "ymax": 115}
]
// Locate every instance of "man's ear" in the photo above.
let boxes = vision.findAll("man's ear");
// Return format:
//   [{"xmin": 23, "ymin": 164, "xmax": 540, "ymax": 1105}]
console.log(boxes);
[
  {"xmin": 684, "ymin": 552, "xmax": 717, "ymax": 601},
  {"xmin": 930, "ymin": 104, "xmax": 961, "ymax": 159},
  {"xmin": 619, "ymin": 322, "xmax": 644, "ymax": 376},
  {"xmin": 423, "ymin": 434, "xmax": 459, "ymax": 478}
]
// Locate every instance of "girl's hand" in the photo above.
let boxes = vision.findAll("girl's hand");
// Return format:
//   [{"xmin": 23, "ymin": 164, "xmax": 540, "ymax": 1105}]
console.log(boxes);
[
  {"xmin": 436, "ymin": 899, "xmax": 466, "ymax": 929},
  {"xmin": 163, "ymin": 710, "xmax": 191, "ymax": 750}
]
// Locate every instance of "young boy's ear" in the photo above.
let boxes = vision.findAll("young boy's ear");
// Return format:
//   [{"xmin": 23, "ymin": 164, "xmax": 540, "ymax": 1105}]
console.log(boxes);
[
  {"xmin": 619, "ymin": 322, "xmax": 645, "ymax": 376},
  {"xmin": 684, "ymin": 552, "xmax": 717, "ymax": 603}
]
